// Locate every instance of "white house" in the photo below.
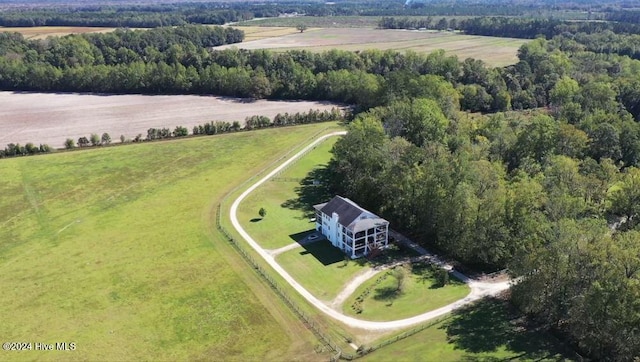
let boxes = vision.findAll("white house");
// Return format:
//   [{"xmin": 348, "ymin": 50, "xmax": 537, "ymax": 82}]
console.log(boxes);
[{"xmin": 313, "ymin": 196, "xmax": 389, "ymax": 259}]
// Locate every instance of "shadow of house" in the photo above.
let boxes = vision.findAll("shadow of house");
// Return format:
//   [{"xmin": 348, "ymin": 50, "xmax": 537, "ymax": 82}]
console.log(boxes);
[
  {"xmin": 289, "ymin": 230, "xmax": 318, "ymax": 243},
  {"xmin": 297, "ymin": 239, "xmax": 345, "ymax": 266}
]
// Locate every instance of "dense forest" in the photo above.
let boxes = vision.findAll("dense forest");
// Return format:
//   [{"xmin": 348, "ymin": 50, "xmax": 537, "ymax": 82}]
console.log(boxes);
[{"xmin": 322, "ymin": 37, "xmax": 640, "ymax": 361}]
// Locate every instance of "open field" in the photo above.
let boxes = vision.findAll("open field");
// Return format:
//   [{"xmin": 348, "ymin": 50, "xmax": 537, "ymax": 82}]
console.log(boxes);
[
  {"xmin": 363, "ymin": 298, "xmax": 575, "ymax": 361},
  {"xmin": 235, "ymin": 26, "xmax": 305, "ymax": 41},
  {"xmin": 222, "ymin": 27, "xmax": 528, "ymax": 67},
  {"xmin": 0, "ymin": 123, "xmax": 342, "ymax": 361},
  {"xmin": 237, "ymin": 137, "xmax": 337, "ymax": 250},
  {"xmin": 0, "ymin": 26, "xmax": 116, "ymax": 39},
  {"xmin": 343, "ymin": 263, "xmax": 470, "ymax": 321},
  {"xmin": 0, "ymin": 91, "xmax": 339, "ymax": 148}
]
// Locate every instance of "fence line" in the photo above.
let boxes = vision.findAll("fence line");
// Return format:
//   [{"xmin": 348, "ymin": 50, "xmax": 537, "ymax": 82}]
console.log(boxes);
[{"xmin": 215, "ymin": 204, "xmax": 343, "ymax": 360}]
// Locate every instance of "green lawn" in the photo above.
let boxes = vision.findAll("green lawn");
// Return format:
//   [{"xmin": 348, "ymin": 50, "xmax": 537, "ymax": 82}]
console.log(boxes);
[
  {"xmin": 237, "ymin": 137, "xmax": 337, "ymax": 250},
  {"xmin": 276, "ymin": 240, "xmax": 370, "ymax": 301},
  {"xmin": 343, "ymin": 263, "xmax": 470, "ymax": 321},
  {"xmin": 0, "ymin": 123, "xmax": 340, "ymax": 361},
  {"xmin": 362, "ymin": 299, "xmax": 575, "ymax": 361}
]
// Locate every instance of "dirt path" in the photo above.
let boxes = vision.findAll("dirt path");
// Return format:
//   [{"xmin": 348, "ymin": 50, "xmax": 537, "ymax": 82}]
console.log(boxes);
[
  {"xmin": 229, "ymin": 131, "xmax": 511, "ymax": 331},
  {"xmin": 330, "ymin": 268, "xmax": 382, "ymax": 309}
]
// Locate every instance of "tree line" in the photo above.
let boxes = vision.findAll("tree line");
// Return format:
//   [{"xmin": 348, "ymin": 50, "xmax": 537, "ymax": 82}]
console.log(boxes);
[
  {"xmin": 379, "ymin": 16, "xmax": 640, "ymax": 60},
  {"xmin": 0, "ymin": 27, "xmax": 529, "ymax": 113},
  {"xmin": 50, "ymin": 108, "xmax": 344, "ymax": 150},
  {"xmin": 0, "ymin": 142, "xmax": 52, "ymax": 158},
  {"xmin": 1, "ymin": 108, "xmax": 344, "ymax": 158},
  {"xmin": 380, "ymin": 15, "xmax": 640, "ymax": 35}
]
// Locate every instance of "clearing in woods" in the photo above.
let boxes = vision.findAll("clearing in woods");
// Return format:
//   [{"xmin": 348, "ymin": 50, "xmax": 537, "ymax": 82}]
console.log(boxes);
[
  {"xmin": 0, "ymin": 122, "xmax": 344, "ymax": 361},
  {"xmin": 223, "ymin": 27, "xmax": 529, "ymax": 67}
]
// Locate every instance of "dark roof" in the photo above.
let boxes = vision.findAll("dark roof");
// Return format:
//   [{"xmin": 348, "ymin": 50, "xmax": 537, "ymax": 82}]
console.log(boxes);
[
  {"xmin": 313, "ymin": 202, "xmax": 327, "ymax": 211},
  {"xmin": 315, "ymin": 196, "xmax": 366, "ymax": 227}
]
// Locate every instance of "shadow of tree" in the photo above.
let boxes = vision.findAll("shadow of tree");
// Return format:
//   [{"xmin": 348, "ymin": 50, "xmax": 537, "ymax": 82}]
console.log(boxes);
[
  {"xmin": 373, "ymin": 286, "xmax": 403, "ymax": 303},
  {"xmin": 250, "ymin": 218, "xmax": 262, "ymax": 223},
  {"xmin": 410, "ymin": 261, "xmax": 435, "ymax": 283},
  {"xmin": 281, "ymin": 167, "xmax": 334, "ymax": 220},
  {"xmin": 441, "ymin": 298, "xmax": 571, "ymax": 360}
]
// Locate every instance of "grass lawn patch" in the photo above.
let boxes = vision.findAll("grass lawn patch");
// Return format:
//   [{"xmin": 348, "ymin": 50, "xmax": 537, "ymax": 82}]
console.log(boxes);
[
  {"xmin": 237, "ymin": 137, "xmax": 338, "ymax": 249},
  {"xmin": 0, "ymin": 123, "xmax": 339, "ymax": 361},
  {"xmin": 343, "ymin": 263, "xmax": 470, "ymax": 321},
  {"xmin": 276, "ymin": 240, "xmax": 370, "ymax": 301},
  {"xmin": 362, "ymin": 298, "xmax": 575, "ymax": 361}
]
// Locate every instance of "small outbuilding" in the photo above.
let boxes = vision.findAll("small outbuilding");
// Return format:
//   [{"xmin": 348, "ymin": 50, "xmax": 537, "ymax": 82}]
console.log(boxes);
[{"xmin": 314, "ymin": 196, "xmax": 389, "ymax": 258}]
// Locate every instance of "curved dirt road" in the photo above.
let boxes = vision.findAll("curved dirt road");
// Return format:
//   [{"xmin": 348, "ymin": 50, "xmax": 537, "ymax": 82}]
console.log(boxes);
[{"xmin": 229, "ymin": 131, "xmax": 510, "ymax": 331}]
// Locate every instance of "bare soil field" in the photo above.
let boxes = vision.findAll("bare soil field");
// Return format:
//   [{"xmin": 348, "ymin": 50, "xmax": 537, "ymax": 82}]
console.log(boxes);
[
  {"xmin": 0, "ymin": 92, "xmax": 339, "ymax": 147},
  {"xmin": 222, "ymin": 27, "xmax": 528, "ymax": 67},
  {"xmin": 0, "ymin": 26, "xmax": 117, "ymax": 39}
]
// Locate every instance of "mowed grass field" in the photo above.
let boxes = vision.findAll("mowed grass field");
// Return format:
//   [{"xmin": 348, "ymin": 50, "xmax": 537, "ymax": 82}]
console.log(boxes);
[
  {"xmin": 237, "ymin": 137, "xmax": 337, "ymax": 250},
  {"xmin": 225, "ymin": 27, "xmax": 529, "ymax": 67},
  {"xmin": 238, "ymin": 136, "xmax": 370, "ymax": 301},
  {"xmin": 342, "ymin": 263, "xmax": 469, "ymax": 321},
  {"xmin": 0, "ymin": 26, "xmax": 116, "ymax": 39},
  {"xmin": 276, "ymin": 240, "xmax": 370, "ymax": 302},
  {"xmin": 0, "ymin": 123, "xmax": 342, "ymax": 361}
]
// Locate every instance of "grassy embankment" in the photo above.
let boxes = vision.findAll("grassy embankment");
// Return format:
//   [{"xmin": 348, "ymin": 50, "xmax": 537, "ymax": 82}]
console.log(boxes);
[{"xmin": 0, "ymin": 123, "xmax": 341, "ymax": 361}]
